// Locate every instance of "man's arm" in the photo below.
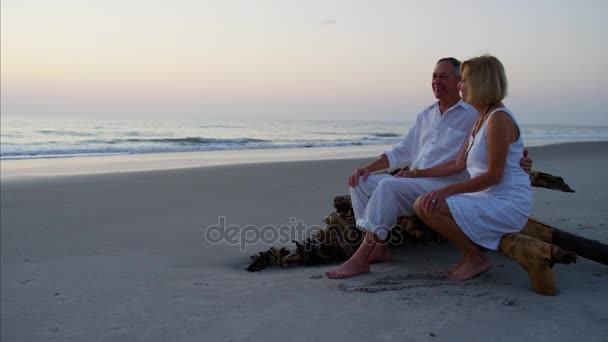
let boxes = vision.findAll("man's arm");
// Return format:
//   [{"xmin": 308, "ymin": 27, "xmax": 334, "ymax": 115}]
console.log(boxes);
[
  {"xmin": 397, "ymin": 132, "xmax": 470, "ymax": 178},
  {"xmin": 349, "ymin": 119, "xmax": 417, "ymax": 187},
  {"xmin": 382, "ymin": 118, "xmax": 417, "ymax": 170},
  {"xmin": 349, "ymin": 109, "xmax": 425, "ymax": 187},
  {"xmin": 348, "ymin": 154, "xmax": 390, "ymax": 187}
]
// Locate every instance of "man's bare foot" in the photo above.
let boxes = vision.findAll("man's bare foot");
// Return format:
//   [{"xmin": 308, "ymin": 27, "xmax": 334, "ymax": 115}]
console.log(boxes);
[
  {"xmin": 449, "ymin": 255, "xmax": 491, "ymax": 281},
  {"xmin": 443, "ymin": 258, "xmax": 466, "ymax": 275},
  {"xmin": 369, "ymin": 244, "xmax": 392, "ymax": 264},
  {"xmin": 326, "ymin": 259, "xmax": 370, "ymax": 279}
]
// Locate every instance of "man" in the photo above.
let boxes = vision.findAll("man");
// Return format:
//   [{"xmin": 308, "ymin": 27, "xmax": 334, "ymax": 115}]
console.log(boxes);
[{"xmin": 326, "ymin": 57, "xmax": 531, "ymax": 279}]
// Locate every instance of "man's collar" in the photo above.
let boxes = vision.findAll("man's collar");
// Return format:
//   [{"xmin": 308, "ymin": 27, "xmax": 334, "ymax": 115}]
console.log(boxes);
[
  {"xmin": 432, "ymin": 99, "xmax": 471, "ymax": 113},
  {"xmin": 455, "ymin": 99, "xmax": 472, "ymax": 110}
]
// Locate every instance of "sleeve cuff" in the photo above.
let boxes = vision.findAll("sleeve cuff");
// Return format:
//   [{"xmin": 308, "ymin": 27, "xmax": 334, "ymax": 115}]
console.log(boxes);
[{"xmin": 382, "ymin": 150, "xmax": 398, "ymax": 169}]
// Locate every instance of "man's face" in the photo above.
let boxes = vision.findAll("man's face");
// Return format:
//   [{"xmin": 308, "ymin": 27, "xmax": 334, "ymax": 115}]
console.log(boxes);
[{"xmin": 432, "ymin": 61, "xmax": 460, "ymax": 101}]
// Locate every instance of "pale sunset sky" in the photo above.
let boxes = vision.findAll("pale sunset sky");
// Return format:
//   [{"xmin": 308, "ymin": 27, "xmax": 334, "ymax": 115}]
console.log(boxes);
[{"xmin": 1, "ymin": 0, "xmax": 607, "ymax": 125}]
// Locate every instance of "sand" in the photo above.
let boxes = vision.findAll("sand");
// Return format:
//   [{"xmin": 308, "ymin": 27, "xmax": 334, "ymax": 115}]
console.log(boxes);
[{"xmin": 1, "ymin": 142, "xmax": 607, "ymax": 342}]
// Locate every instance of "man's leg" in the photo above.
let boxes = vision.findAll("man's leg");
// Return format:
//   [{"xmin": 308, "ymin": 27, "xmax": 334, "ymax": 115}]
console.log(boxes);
[
  {"xmin": 349, "ymin": 173, "xmax": 393, "ymax": 263},
  {"xmin": 327, "ymin": 177, "xmax": 453, "ymax": 278},
  {"xmin": 326, "ymin": 230, "xmax": 380, "ymax": 279},
  {"xmin": 358, "ymin": 177, "xmax": 450, "ymax": 230},
  {"xmin": 350, "ymin": 173, "xmax": 392, "ymax": 221},
  {"xmin": 361, "ymin": 177, "xmax": 454, "ymax": 263}
]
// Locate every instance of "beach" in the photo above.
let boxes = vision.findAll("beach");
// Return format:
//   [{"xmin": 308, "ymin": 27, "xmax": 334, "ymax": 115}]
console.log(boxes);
[{"xmin": 1, "ymin": 141, "xmax": 607, "ymax": 341}]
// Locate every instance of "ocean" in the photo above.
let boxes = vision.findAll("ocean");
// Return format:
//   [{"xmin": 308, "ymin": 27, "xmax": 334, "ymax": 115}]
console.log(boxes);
[{"xmin": 2, "ymin": 117, "xmax": 608, "ymax": 160}]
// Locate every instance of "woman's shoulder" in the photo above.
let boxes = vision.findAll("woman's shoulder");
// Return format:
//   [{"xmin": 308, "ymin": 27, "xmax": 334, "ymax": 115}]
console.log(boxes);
[
  {"xmin": 486, "ymin": 106, "xmax": 520, "ymax": 141},
  {"xmin": 489, "ymin": 103, "xmax": 511, "ymax": 115},
  {"xmin": 488, "ymin": 104, "xmax": 515, "ymax": 123}
]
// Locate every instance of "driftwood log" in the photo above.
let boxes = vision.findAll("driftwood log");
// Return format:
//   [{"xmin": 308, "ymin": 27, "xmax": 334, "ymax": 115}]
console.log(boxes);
[
  {"xmin": 247, "ymin": 170, "xmax": 608, "ymax": 296},
  {"xmin": 521, "ymin": 218, "xmax": 608, "ymax": 265}
]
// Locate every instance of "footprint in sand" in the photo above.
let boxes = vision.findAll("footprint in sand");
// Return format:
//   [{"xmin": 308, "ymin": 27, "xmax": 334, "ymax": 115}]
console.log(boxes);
[{"xmin": 337, "ymin": 271, "xmax": 492, "ymax": 293}]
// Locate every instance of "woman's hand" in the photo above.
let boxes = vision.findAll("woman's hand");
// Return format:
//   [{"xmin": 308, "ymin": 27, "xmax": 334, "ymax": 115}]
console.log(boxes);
[
  {"xmin": 420, "ymin": 187, "xmax": 455, "ymax": 213},
  {"xmin": 348, "ymin": 167, "xmax": 371, "ymax": 187},
  {"xmin": 394, "ymin": 169, "xmax": 415, "ymax": 178}
]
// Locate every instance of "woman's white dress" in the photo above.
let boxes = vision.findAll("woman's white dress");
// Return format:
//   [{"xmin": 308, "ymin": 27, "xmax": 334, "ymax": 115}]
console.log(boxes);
[{"xmin": 445, "ymin": 108, "xmax": 532, "ymax": 250}]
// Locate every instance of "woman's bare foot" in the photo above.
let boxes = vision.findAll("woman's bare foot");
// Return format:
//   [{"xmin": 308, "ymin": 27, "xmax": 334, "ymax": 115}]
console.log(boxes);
[
  {"xmin": 449, "ymin": 255, "xmax": 491, "ymax": 281},
  {"xmin": 326, "ymin": 259, "xmax": 370, "ymax": 279},
  {"xmin": 369, "ymin": 244, "xmax": 392, "ymax": 264}
]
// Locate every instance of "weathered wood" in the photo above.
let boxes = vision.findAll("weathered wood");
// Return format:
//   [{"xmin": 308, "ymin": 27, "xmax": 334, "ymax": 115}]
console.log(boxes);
[
  {"xmin": 391, "ymin": 215, "xmax": 577, "ymax": 265},
  {"xmin": 321, "ymin": 212, "xmax": 360, "ymax": 258},
  {"xmin": 522, "ymin": 218, "xmax": 608, "ymax": 265},
  {"xmin": 499, "ymin": 233, "xmax": 561, "ymax": 295},
  {"xmin": 528, "ymin": 171, "xmax": 575, "ymax": 192}
]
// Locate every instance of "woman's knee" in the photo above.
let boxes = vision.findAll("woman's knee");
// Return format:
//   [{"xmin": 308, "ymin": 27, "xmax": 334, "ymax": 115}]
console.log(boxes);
[
  {"xmin": 413, "ymin": 196, "xmax": 425, "ymax": 218},
  {"xmin": 414, "ymin": 197, "xmax": 448, "ymax": 222},
  {"xmin": 436, "ymin": 202, "xmax": 453, "ymax": 217}
]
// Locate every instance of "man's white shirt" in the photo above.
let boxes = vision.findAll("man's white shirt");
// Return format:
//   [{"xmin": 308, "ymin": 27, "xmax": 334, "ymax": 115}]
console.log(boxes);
[{"xmin": 383, "ymin": 99, "xmax": 478, "ymax": 172}]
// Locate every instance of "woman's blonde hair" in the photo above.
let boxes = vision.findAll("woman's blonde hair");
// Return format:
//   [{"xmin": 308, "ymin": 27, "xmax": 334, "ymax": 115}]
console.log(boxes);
[{"xmin": 461, "ymin": 55, "xmax": 508, "ymax": 105}]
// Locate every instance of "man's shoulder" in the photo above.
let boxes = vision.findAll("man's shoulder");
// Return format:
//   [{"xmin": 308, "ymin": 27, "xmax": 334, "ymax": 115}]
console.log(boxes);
[
  {"xmin": 451, "ymin": 100, "xmax": 478, "ymax": 118},
  {"xmin": 449, "ymin": 99, "xmax": 474, "ymax": 113},
  {"xmin": 457, "ymin": 100, "xmax": 473, "ymax": 110},
  {"xmin": 416, "ymin": 102, "xmax": 439, "ymax": 117},
  {"xmin": 419, "ymin": 100, "xmax": 474, "ymax": 113},
  {"xmin": 425, "ymin": 101, "xmax": 440, "ymax": 112}
]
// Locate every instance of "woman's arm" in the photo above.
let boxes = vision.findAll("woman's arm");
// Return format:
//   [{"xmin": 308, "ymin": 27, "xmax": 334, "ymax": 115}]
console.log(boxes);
[{"xmin": 420, "ymin": 112, "xmax": 518, "ymax": 211}]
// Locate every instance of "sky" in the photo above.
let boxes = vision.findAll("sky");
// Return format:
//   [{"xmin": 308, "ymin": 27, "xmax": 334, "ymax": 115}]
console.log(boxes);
[{"xmin": 1, "ymin": 0, "xmax": 607, "ymax": 125}]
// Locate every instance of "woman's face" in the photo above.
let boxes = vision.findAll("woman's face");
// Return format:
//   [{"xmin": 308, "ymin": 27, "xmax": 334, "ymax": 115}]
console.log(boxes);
[{"xmin": 458, "ymin": 71, "xmax": 468, "ymax": 102}]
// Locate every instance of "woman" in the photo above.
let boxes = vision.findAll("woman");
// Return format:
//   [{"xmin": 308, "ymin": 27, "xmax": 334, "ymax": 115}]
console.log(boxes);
[{"xmin": 413, "ymin": 55, "xmax": 532, "ymax": 281}]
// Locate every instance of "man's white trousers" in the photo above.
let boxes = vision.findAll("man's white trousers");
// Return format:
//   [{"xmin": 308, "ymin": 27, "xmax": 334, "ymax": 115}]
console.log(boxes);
[{"xmin": 349, "ymin": 174, "xmax": 460, "ymax": 240}]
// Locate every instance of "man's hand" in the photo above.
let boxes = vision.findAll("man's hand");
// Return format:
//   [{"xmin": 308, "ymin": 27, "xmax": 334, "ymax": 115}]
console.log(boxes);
[
  {"xmin": 394, "ymin": 169, "xmax": 415, "ymax": 178},
  {"xmin": 519, "ymin": 148, "xmax": 533, "ymax": 173},
  {"xmin": 349, "ymin": 167, "xmax": 371, "ymax": 187}
]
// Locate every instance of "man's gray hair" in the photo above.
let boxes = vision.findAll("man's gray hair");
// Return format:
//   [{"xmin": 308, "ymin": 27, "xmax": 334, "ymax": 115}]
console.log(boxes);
[{"xmin": 437, "ymin": 57, "xmax": 461, "ymax": 78}]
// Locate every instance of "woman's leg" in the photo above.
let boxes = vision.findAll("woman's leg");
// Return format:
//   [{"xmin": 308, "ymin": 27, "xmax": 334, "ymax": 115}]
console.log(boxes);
[{"xmin": 413, "ymin": 198, "xmax": 491, "ymax": 280}]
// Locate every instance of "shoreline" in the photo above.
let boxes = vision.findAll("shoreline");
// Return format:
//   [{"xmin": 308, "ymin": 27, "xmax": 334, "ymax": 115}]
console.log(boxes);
[
  {"xmin": 0, "ymin": 144, "xmax": 390, "ymax": 179},
  {"xmin": 2, "ymin": 140, "xmax": 607, "ymax": 180}
]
